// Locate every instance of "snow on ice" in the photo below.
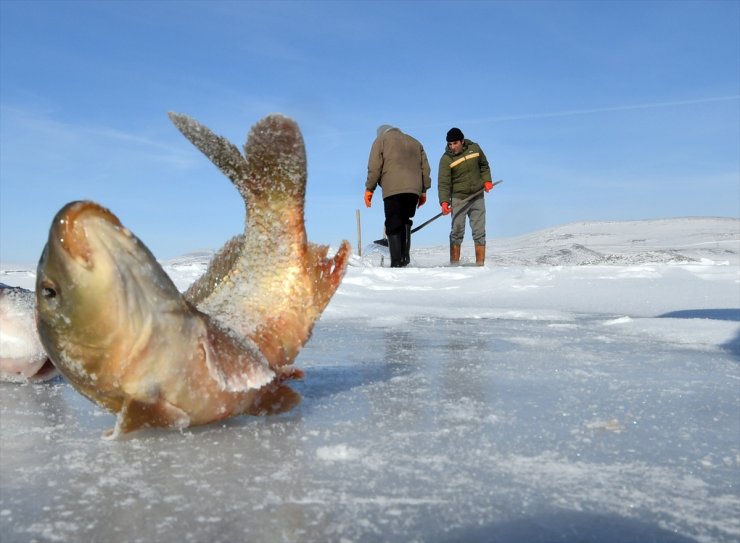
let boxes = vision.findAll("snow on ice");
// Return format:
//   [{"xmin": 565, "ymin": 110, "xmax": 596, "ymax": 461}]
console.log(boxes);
[{"xmin": 1, "ymin": 217, "xmax": 738, "ymax": 543}]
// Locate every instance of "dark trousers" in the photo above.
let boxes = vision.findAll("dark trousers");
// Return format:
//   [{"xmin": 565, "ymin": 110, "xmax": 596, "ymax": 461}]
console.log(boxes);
[
  {"xmin": 383, "ymin": 193, "xmax": 418, "ymax": 267},
  {"xmin": 383, "ymin": 193, "xmax": 418, "ymax": 235}
]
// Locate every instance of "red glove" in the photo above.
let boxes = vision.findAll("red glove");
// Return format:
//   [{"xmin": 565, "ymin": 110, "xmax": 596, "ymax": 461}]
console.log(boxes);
[
  {"xmin": 364, "ymin": 190, "xmax": 373, "ymax": 208},
  {"xmin": 484, "ymin": 181, "xmax": 494, "ymax": 192},
  {"xmin": 418, "ymin": 193, "xmax": 427, "ymax": 208},
  {"xmin": 441, "ymin": 202, "xmax": 451, "ymax": 215}
]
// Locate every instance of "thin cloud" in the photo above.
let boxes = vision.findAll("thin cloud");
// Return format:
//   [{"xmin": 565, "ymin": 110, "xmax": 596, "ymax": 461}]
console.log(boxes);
[
  {"xmin": 0, "ymin": 105, "xmax": 195, "ymax": 168},
  {"xmin": 458, "ymin": 95, "xmax": 740, "ymax": 127}
]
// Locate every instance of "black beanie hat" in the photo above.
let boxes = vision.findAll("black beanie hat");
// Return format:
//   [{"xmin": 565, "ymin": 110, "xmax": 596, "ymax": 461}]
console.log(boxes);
[{"xmin": 446, "ymin": 127, "xmax": 464, "ymax": 142}]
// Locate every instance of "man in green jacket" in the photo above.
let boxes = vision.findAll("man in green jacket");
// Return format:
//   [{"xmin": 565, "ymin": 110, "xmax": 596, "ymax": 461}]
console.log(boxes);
[
  {"xmin": 438, "ymin": 127, "xmax": 494, "ymax": 266},
  {"xmin": 365, "ymin": 125, "xmax": 431, "ymax": 267}
]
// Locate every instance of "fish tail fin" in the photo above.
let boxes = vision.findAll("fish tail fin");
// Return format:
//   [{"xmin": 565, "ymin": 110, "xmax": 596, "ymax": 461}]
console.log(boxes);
[
  {"xmin": 242, "ymin": 114, "xmax": 306, "ymax": 201},
  {"xmin": 168, "ymin": 112, "xmax": 247, "ymax": 188},
  {"xmin": 169, "ymin": 111, "xmax": 306, "ymax": 245}
]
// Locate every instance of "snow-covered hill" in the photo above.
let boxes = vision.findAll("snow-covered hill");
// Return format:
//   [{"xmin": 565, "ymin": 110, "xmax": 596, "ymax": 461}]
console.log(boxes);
[
  {"xmin": 372, "ymin": 216, "xmax": 740, "ymax": 268},
  {"xmin": 486, "ymin": 216, "xmax": 739, "ymax": 266},
  {"xmin": 3, "ymin": 217, "xmax": 737, "ymax": 291}
]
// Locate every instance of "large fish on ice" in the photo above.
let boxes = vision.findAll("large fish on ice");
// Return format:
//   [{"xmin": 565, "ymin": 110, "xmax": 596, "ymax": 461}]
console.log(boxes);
[
  {"xmin": 0, "ymin": 284, "xmax": 58, "ymax": 383},
  {"xmin": 35, "ymin": 114, "xmax": 350, "ymax": 438}
]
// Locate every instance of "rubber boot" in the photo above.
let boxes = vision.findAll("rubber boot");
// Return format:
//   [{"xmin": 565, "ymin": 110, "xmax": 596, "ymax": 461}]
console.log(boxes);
[
  {"xmin": 450, "ymin": 244, "xmax": 461, "ymax": 265},
  {"xmin": 388, "ymin": 233, "xmax": 405, "ymax": 268},
  {"xmin": 401, "ymin": 224, "xmax": 411, "ymax": 267},
  {"xmin": 475, "ymin": 244, "xmax": 485, "ymax": 266}
]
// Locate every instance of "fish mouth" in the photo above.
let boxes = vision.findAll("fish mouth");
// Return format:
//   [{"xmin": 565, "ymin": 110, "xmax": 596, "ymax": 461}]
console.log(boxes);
[{"xmin": 53, "ymin": 201, "xmax": 124, "ymax": 267}]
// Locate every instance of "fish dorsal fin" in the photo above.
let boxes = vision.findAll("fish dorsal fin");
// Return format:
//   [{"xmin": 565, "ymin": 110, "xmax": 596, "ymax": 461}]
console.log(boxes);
[
  {"xmin": 307, "ymin": 240, "xmax": 352, "ymax": 312},
  {"xmin": 168, "ymin": 112, "xmax": 248, "ymax": 188},
  {"xmin": 199, "ymin": 311, "xmax": 275, "ymax": 392}
]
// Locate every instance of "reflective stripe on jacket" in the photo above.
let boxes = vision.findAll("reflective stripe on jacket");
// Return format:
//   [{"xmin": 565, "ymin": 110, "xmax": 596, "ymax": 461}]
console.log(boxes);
[{"xmin": 437, "ymin": 140, "xmax": 491, "ymax": 203}]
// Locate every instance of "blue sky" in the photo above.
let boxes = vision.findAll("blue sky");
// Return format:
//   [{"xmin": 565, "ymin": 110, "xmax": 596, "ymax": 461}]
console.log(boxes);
[{"xmin": 1, "ymin": 0, "xmax": 738, "ymax": 264}]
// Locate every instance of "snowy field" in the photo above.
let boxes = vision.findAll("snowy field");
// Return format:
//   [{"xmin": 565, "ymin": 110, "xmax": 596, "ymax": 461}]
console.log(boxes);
[{"xmin": 1, "ymin": 217, "xmax": 739, "ymax": 543}]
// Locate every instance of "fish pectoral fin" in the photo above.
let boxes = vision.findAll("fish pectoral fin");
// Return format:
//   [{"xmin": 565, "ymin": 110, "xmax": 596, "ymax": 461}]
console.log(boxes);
[
  {"xmin": 168, "ymin": 112, "xmax": 247, "ymax": 185},
  {"xmin": 243, "ymin": 383, "xmax": 301, "ymax": 416},
  {"xmin": 276, "ymin": 365, "xmax": 304, "ymax": 382},
  {"xmin": 202, "ymin": 315, "xmax": 275, "ymax": 393},
  {"xmin": 104, "ymin": 397, "xmax": 191, "ymax": 439}
]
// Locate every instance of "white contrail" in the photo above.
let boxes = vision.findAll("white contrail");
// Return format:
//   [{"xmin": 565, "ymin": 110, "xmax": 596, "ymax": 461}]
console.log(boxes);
[{"xmin": 430, "ymin": 95, "xmax": 740, "ymax": 128}]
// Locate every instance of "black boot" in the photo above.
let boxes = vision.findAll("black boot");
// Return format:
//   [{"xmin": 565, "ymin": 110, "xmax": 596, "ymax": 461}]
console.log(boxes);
[
  {"xmin": 401, "ymin": 224, "xmax": 411, "ymax": 267},
  {"xmin": 388, "ymin": 233, "xmax": 405, "ymax": 267}
]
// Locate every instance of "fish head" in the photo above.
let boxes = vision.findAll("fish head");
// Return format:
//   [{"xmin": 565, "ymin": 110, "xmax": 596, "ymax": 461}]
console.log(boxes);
[{"xmin": 35, "ymin": 200, "xmax": 183, "ymax": 382}]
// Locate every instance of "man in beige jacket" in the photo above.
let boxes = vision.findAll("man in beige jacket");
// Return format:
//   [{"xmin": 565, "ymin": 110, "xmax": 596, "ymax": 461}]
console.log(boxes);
[{"xmin": 365, "ymin": 125, "xmax": 431, "ymax": 267}]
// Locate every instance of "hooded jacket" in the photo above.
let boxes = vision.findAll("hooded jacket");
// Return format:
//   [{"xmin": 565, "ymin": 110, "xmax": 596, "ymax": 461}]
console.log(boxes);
[
  {"xmin": 366, "ymin": 127, "xmax": 431, "ymax": 198},
  {"xmin": 437, "ymin": 139, "xmax": 491, "ymax": 203}
]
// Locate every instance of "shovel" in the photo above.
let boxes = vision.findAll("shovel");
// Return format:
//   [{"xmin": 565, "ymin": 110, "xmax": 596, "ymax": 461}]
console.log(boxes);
[{"xmin": 373, "ymin": 180, "xmax": 502, "ymax": 247}]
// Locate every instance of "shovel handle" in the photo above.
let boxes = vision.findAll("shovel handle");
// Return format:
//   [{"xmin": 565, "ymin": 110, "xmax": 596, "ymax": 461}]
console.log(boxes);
[
  {"xmin": 411, "ymin": 180, "xmax": 502, "ymax": 234},
  {"xmin": 373, "ymin": 180, "xmax": 502, "ymax": 245}
]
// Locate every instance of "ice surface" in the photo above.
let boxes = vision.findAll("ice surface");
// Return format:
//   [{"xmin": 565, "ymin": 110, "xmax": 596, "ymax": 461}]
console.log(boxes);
[{"xmin": 1, "ymin": 218, "xmax": 738, "ymax": 542}]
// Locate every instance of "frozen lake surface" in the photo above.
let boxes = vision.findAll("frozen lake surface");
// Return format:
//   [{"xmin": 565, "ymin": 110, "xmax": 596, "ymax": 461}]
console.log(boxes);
[{"xmin": 1, "ymin": 218, "xmax": 739, "ymax": 542}]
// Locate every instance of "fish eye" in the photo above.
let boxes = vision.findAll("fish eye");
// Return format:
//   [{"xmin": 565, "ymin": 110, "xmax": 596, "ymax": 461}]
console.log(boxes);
[{"xmin": 40, "ymin": 280, "xmax": 58, "ymax": 299}]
